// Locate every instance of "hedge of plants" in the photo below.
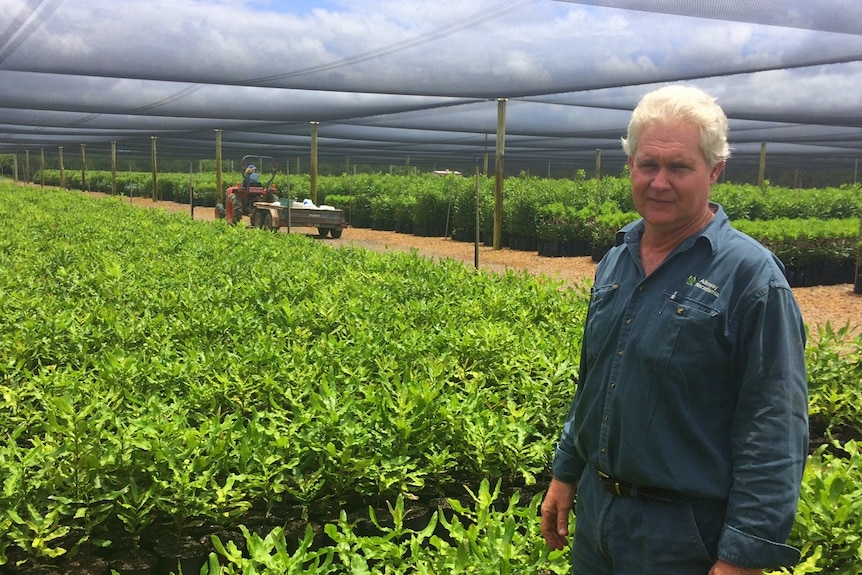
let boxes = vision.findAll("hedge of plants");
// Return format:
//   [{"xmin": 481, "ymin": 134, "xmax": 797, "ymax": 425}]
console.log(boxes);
[
  {"xmin": 0, "ymin": 183, "xmax": 860, "ymax": 575},
  {"xmin": 34, "ymin": 168, "xmax": 861, "ymax": 288},
  {"xmin": 734, "ymin": 218, "xmax": 860, "ymax": 286}
]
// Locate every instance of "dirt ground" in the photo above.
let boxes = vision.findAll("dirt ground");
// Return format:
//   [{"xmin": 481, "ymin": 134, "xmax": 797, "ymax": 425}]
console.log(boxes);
[{"xmin": 97, "ymin": 193, "xmax": 862, "ymax": 338}]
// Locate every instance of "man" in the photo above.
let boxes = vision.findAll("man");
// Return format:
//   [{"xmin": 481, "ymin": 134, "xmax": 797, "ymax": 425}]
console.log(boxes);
[
  {"xmin": 244, "ymin": 164, "xmax": 261, "ymax": 188},
  {"xmin": 541, "ymin": 85, "xmax": 808, "ymax": 575}
]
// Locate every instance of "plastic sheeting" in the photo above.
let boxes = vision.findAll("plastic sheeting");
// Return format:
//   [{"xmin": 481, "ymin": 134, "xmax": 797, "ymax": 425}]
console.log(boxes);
[{"xmin": 1, "ymin": 0, "xmax": 860, "ymax": 177}]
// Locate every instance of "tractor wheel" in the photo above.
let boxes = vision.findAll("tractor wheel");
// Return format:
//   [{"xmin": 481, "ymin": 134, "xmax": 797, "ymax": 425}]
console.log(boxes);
[
  {"xmin": 225, "ymin": 193, "xmax": 242, "ymax": 224},
  {"xmin": 317, "ymin": 227, "xmax": 330, "ymax": 238},
  {"xmin": 251, "ymin": 209, "xmax": 266, "ymax": 229},
  {"xmin": 330, "ymin": 228, "xmax": 343, "ymax": 239},
  {"xmin": 263, "ymin": 212, "xmax": 275, "ymax": 231},
  {"xmin": 214, "ymin": 203, "xmax": 226, "ymax": 219}
]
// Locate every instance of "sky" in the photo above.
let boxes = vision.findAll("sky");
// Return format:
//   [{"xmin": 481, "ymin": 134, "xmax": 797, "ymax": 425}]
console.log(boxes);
[{"xmin": 1, "ymin": 0, "xmax": 861, "ymax": 175}]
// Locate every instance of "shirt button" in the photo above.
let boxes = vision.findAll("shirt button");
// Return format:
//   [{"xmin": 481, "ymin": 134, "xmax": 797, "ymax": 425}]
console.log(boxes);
[
  {"xmin": 601, "ymin": 448, "xmax": 607, "ymax": 454},
  {"xmin": 609, "ymin": 381, "xmax": 616, "ymax": 388},
  {"xmin": 617, "ymin": 349, "xmax": 624, "ymax": 356},
  {"xmin": 603, "ymin": 415, "xmax": 610, "ymax": 422},
  {"xmin": 625, "ymin": 318, "xmax": 633, "ymax": 325}
]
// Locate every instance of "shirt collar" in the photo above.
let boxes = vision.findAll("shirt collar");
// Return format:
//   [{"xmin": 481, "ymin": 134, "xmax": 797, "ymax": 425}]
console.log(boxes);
[{"xmin": 616, "ymin": 202, "xmax": 729, "ymax": 256}]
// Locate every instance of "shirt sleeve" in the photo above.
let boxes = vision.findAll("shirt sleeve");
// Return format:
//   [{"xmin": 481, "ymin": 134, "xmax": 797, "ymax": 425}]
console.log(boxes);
[
  {"xmin": 553, "ymin": 439, "xmax": 586, "ymax": 485},
  {"xmin": 552, "ymin": 330, "xmax": 592, "ymax": 486},
  {"xmin": 718, "ymin": 281, "xmax": 808, "ymax": 569}
]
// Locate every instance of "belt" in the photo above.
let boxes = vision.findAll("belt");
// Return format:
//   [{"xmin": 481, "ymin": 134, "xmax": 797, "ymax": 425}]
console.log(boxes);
[{"xmin": 598, "ymin": 471, "xmax": 680, "ymax": 503}]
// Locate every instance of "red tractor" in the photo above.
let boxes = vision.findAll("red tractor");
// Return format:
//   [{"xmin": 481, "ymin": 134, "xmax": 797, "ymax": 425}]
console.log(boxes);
[{"xmin": 215, "ymin": 155, "xmax": 280, "ymax": 224}]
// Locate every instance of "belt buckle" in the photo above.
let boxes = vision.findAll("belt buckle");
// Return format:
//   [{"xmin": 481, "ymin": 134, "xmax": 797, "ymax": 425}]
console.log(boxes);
[{"xmin": 598, "ymin": 471, "xmax": 624, "ymax": 496}]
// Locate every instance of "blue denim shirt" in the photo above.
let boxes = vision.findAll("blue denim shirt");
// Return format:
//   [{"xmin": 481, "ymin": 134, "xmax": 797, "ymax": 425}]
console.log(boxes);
[{"xmin": 553, "ymin": 203, "xmax": 808, "ymax": 568}]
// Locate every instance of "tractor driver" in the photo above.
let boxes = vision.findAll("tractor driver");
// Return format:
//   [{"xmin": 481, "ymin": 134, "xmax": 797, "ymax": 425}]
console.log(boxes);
[{"xmin": 243, "ymin": 164, "xmax": 261, "ymax": 188}]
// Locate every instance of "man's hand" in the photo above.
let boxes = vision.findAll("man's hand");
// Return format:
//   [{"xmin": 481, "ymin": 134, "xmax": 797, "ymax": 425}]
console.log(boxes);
[
  {"xmin": 709, "ymin": 559, "xmax": 762, "ymax": 575},
  {"xmin": 540, "ymin": 478, "xmax": 577, "ymax": 550}
]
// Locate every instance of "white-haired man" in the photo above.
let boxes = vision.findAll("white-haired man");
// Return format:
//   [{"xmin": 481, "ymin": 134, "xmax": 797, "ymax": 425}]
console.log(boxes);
[{"xmin": 541, "ymin": 85, "xmax": 808, "ymax": 575}]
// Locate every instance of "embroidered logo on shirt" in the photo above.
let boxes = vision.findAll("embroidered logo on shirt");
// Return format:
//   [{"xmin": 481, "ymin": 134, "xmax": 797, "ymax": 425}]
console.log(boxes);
[
  {"xmin": 686, "ymin": 275, "xmax": 697, "ymax": 286},
  {"xmin": 693, "ymin": 278, "xmax": 720, "ymax": 297}
]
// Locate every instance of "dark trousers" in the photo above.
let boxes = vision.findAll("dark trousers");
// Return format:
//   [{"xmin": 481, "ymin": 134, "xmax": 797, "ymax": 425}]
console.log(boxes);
[{"xmin": 571, "ymin": 467, "xmax": 726, "ymax": 575}]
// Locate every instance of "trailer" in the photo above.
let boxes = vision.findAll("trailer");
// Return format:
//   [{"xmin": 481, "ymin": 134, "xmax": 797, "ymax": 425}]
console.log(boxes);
[{"xmin": 250, "ymin": 201, "xmax": 348, "ymax": 238}]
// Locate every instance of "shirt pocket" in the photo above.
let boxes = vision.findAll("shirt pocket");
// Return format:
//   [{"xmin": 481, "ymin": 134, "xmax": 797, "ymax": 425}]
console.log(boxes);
[
  {"xmin": 636, "ymin": 291, "xmax": 723, "ymax": 375},
  {"xmin": 585, "ymin": 282, "xmax": 621, "ymax": 366}
]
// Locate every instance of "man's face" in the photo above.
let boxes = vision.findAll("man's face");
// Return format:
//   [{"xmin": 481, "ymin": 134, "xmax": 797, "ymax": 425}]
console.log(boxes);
[{"xmin": 627, "ymin": 122, "xmax": 724, "ymax": 235}]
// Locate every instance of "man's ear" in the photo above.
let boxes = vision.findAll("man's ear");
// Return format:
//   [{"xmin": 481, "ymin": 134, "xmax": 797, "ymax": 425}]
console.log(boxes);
[{"xmin": 709, "ymin": 160, "xmax": 725, "ymax": 185}]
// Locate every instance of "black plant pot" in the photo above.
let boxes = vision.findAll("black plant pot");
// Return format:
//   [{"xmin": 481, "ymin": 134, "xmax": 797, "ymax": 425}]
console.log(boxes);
[
  {"xmin": 107, "ymin": 548, "xmax": 158, "ymax": 575},
  {"xmin": 538, "ymin": 240, "xmax": 563, "ymax": 257}
]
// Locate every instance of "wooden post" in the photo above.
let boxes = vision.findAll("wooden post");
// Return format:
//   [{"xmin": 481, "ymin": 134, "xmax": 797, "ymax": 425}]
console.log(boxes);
[
  {"xmin": 111, "ymin": 141, "xmax": 117, "ymax": 195},
  {"xmin": 215, "ymin": 129, "xmax": 223, "ymax": 205},
  {"xmin": 81, "ymin": 144, "xmax": 87, "ymax": 191},
  {"xmin": 39, "ymin": 148, "xmax": 45, "ymax": 187},
  {"xmin": 285, "ymin": 160, "xmax": 291, "ymax": 202},
  {"xmin": 310, "ymin": 121, "xmax": 319, "ymax": 205},
  {"xmin": 189, "ymin": 162, "xmax": 194, "ymax": 218},
  {"xmin": 475, "ymin": 162, "xmax": 481, "ymax": 269},
  {"xmin": 484, "ymin": 133, "xmax": 489, "ymax": 175},
  {"xmin": 150, "ymin": 136, "xmax": 158, "ymax": 201},
  {"xmin": 595, "ymin": 148, "xmax": 602, "ymax": 216},
  {"xmin": 855, "ymin": 205, "xmax": 862, "ymax": 294},
  {"xmin": 12, "ymin": 154, "xmax": 18, "ymax": 182},
  {"xmin": 59, "ymin": 146, "xmax": 65, "ymax": 189},
  {"xmin": 24, "ymin": 149, "xmax": 30, "ymax": 183},
  {"xmin": 757, "ymin": 142, "xmax": 767, "ymax": 187},
  {"xmin": 494, "ymin": 98, "xmax": 507, "ymax": 250}
]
